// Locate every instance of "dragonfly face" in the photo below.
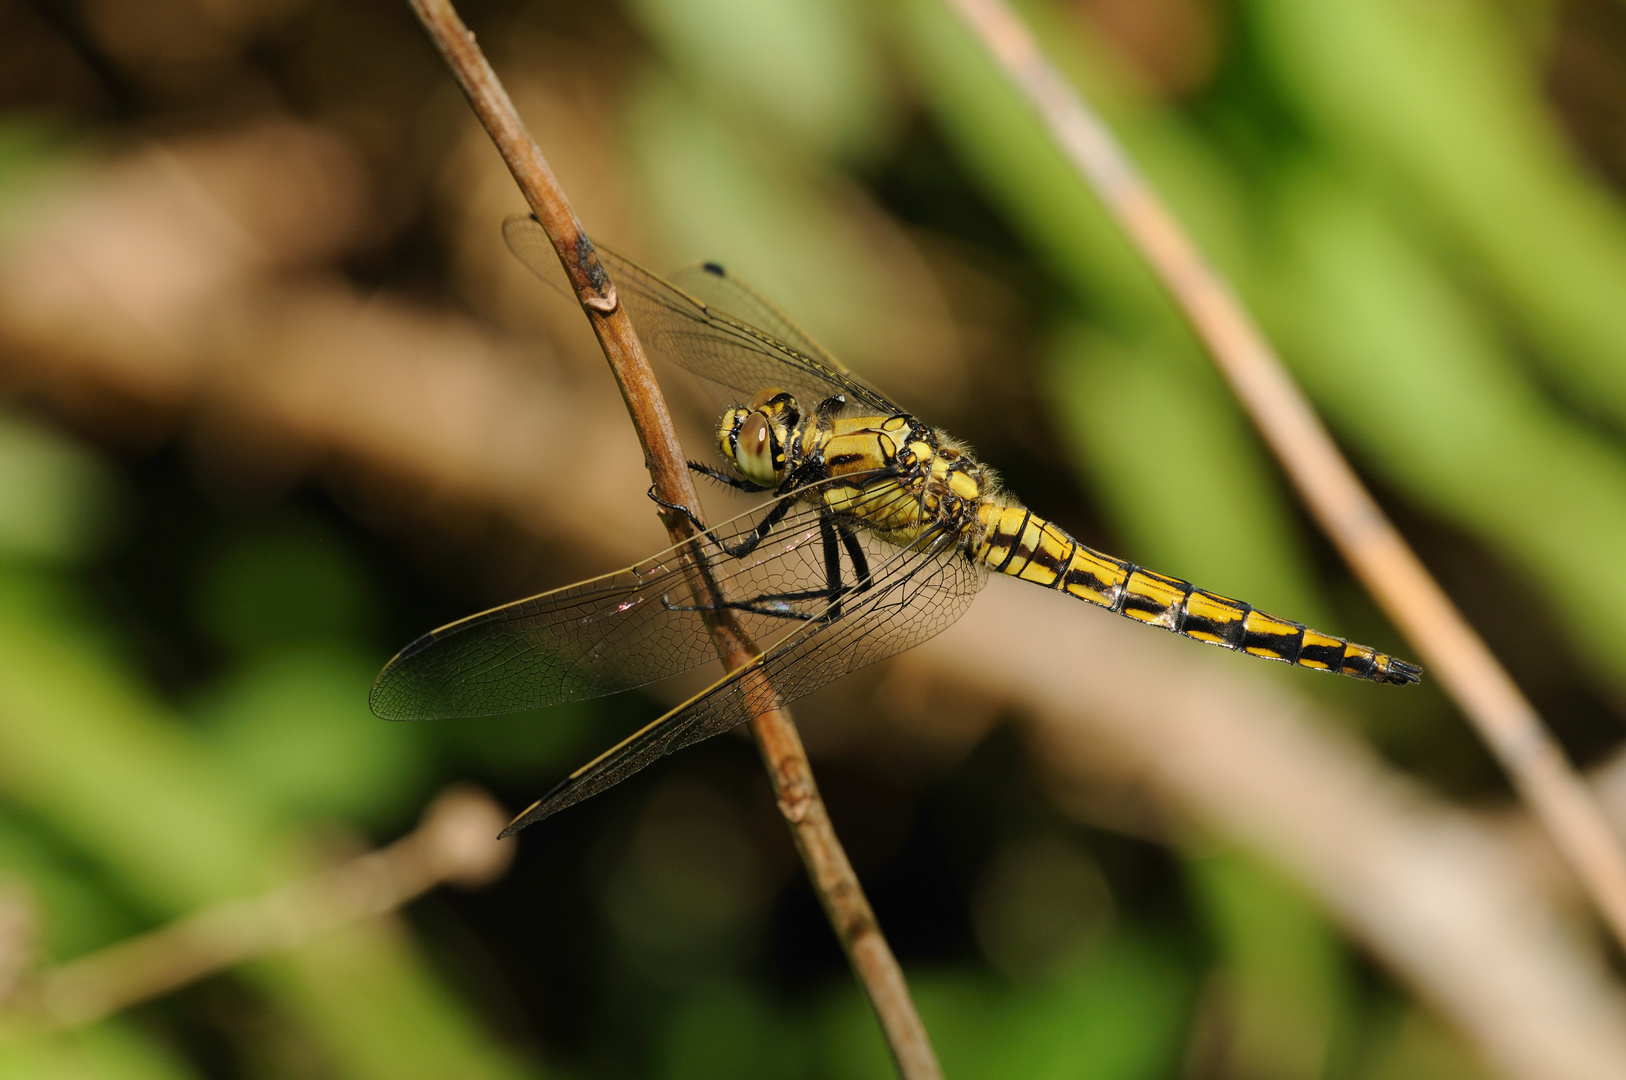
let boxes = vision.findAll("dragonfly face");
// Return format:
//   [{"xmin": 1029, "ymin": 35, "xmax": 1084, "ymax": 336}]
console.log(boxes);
[
  {"xmin": 717, "ymin": 387, "xmax": 800, "ymax": 488},
  {"xmin": 368, "ymin": 217, "xmax": 1421, "ymax": 839}
]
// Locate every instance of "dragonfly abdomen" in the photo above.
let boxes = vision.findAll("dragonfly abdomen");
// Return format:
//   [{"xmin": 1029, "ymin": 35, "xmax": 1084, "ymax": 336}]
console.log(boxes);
[{"xmin": 972, "ymin": 503, "xmax": 1421, "ymax": 685}]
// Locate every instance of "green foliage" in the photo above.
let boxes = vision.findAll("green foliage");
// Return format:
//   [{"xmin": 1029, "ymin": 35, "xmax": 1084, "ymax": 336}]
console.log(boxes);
[
  {"xmin": 1249, "ymin": 0, "xmax": 1626, "ymax": 424},
  {"xmin": 0, "ymin": 1023, "xmax": 201, "ymax": 1080},
  {"xmin": 1187, "ymin": 849, "xmax": 1354, "ymax": 1080},
  {"xmin": 820, "ymin": 935, "xmax": 1191, "ymax": 1080},
  {"xmin": 0, "ymin": 411, "xmax": 120, "ymax": 565},
  {"xmin": 625, "ymin": 0, "xmax": 893, "ymax": 161},
  {"xmin": 194, "ymin": 527, "xmax": 373, "ymax": 658}
]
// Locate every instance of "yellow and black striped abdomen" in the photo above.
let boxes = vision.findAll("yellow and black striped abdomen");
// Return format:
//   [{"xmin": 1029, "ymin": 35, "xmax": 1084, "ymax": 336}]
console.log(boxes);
[{"xmin": 972, "ymin": 504, "xmax": 1421, "ymax": 685}]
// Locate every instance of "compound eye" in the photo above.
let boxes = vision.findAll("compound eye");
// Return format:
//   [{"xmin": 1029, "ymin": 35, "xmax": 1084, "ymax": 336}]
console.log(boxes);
[{"xmin": 735, "ymin": 412, "xmax": 777, "ymax": 486}]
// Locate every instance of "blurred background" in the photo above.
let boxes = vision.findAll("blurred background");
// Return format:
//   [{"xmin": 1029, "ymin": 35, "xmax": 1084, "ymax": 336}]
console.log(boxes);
[{"xmin": 3, "ymin": 0, "xmax": 1626, "ymax": 1076}]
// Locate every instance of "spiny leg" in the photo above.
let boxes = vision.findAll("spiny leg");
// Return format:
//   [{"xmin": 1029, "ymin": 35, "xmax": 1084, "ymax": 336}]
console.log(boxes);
[{"xmin": 689, "ymin": 461, "xmax": 766, "ymax": 492}]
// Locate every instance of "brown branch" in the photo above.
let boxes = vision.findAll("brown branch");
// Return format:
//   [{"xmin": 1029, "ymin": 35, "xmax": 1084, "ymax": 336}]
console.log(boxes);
[
  {"xmin": 943, "ymin": 0, "xmax": 1626, "ymax": 952},
  {"xmin": 4, "ymin": 786, "xmax": 513, "ymax": 1033},
  {"xmin": 401, "ymin": 3, "xmax": 941, "ymax": 1076}
]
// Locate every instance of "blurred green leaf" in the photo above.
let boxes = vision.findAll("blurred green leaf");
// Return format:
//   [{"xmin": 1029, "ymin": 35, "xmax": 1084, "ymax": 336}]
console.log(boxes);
[
  {"xmin": 0, "ymin": 1022, "xmax": 201, "ymax": 1080},
  {"xmin": 0, "ymin": 808, "xmax": 136, "ymax": 961},
  {"xmin": 626, "ymin": 0, "xmax": 892, "ymax": 161},
  {"xmin": 1248, "ymin": 0, "xmax": 1626, "ymax": 429},
  {"xmin": 1261, "ymin": 169, "xmax": 1626, "ymax": 691},
  {"xmin": 897, "ymin": 0, "xmax": 1166, "ymax": 328},
  {"xmin": 0, "ymin": 569, "xmax": 287, "ymax": 908},
  {"xmin": 0, "ymin": 567, "xmax": 538, "ymax": 1080},
  {"xmin": 658, "ymin": 980, "xmax": 810, "ymax": 1080},
  {"xmin": 897, "ymin": 0, "xmax": 1254, "ymax": 330},
  {"xmin": 194, "ymin": 527, "xmax": 371, "ymax": 658},
  {"xmin": 198, "ymin": 645, "xmax": 427, "ymax": 823},
  {"xmin": 1188, "ymin": 847, "xmax": 1355, "ymax": 1080},
  {"xmin": 820, "ymin": 935, "xmax": 1190, "ymax": 1080},
  {"xmin": 0, "ymin": 411, "xmax": 119, "ymax": 565}
]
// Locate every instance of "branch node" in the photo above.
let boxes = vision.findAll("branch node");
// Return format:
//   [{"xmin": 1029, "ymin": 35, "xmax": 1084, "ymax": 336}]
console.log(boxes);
[{"xmin": 778, "ymin": 788, "xmax": 815, "ymax": 824}]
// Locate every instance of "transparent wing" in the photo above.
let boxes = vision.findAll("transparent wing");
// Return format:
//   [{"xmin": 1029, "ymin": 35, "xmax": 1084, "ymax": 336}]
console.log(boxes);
[
  {"xmin": 665, "ymin": 260, "xmax": 844, "ymax": 372},
  {"xmin": 502, "ymin": 521, "xmax": 988, "ymax": 832},
  {"xmin": 370, "ymin": 475, "xmax": 924, "ymax": 720},
  {"xmin": 502, "ymin": 215, "xmax": 900, "ymax": 416}
]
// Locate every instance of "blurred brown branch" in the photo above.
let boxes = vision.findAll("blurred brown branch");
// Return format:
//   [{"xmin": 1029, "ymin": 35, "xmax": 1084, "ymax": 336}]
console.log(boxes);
[
  {"xmin": 400, "ymin": 2, "xmax": 941, "ymax": 1077},
  {"xmin": 941, "ymin": 0, "xmax": 1626, "ymax": 954},
  {"xmin": 1, "ymin": 786, "xmax": 513, "ymax": 1034}
]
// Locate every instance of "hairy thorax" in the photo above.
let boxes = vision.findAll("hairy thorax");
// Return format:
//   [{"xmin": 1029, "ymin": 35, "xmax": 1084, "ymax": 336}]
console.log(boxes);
[{"xmin": 798, "ymin": 413, "xmax": 997, "ymax": 548}]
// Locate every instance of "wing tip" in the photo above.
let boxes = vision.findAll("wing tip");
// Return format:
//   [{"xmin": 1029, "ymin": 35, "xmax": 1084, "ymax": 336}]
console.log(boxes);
[
  {"xmin": 498, "ymin": 776, "xmax": 574, "ymax": 838},
  {"xmin": 367, "ymin": 678, "xmax": 418, "ymax": 721},
  {"xmin": 369, "ymin": 637, "xmax": 437, "ymax": 720}
]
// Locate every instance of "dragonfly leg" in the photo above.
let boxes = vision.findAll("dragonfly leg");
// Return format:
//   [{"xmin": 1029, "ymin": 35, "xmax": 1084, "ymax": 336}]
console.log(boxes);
[
  {"xmin": 657, "ymin": 511, "xmax": 855, "ymax": 624},
  {"xmin": 837, "ymin": 519, "xmax": 872, "ymax": 593},
  {"xmin": 647, "ymin": 481, "xmax": 807, "ymax": 560},
  {"xmin": 718, "ymin": 496, "xmax": 798, "ymax": 557},
  {"xmin": 645, "ymin": 483, "xmax": 790, "ymax": 558},
  {"xmin": 689, "ymin": 461, "xmax": 768, "ymax": 492},
  {"xmin": 646, "ymin": 484, "xmax": 708, "ymax": 534},
  {"xmin": 660, "ymin": 592, "xmax": 823, "ymax": 621},
  {"xmin": 821, "ymin": 512, "xmax": 845, "ymax": 622}
]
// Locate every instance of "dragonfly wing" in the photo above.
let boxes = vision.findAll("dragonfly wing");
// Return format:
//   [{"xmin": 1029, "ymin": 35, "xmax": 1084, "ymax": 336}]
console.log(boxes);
[
  {"xmin": 502, "ymin": 215, "xmax": 900, "ymax": 416},
  {"xmin": 369, "ymin": 554, "xmax": 709, "ymax": 721},
  {"xmin": 502, "ymin": 515, "xmax": 988, "ymax": 832},
  {"xmin": 665, "ymin": 260, "xmax": 844, "ymax": 372},
  {"xmin": 370, "ymin": 475, "xmax": 920, "ymax": 720}
]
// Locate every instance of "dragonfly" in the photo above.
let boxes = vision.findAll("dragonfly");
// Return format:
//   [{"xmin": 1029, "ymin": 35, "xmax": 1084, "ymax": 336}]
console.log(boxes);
[{"xmin": 371, "ymin": 215, "xmax": 1421, "ymax": 837}]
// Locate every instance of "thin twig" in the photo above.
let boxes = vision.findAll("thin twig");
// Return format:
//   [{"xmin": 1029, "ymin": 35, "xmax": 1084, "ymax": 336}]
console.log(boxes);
[
  {"xmin": 4, "ymin": 787, "xmax": 513, "ymax": 1033},
  {"xmin": 943, "ymin": 0, "xmax": 1626, "ymax": 950},
  {"xmin": 401, "ymin": 3, "xmax": 941, "ymax": 1076}
]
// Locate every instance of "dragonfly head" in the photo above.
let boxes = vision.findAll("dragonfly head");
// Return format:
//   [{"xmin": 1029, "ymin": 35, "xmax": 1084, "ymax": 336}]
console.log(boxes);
[{"xmin": 719, "ymin": 387, "xmax": 801, "ymax": 487}]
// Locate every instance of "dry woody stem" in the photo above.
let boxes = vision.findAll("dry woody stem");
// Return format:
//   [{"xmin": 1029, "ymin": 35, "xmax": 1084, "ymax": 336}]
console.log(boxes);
[
  {"xmin": 943, "ymin": 0, "xmax": 1626, "ymax": 950},
  {"xmin": 402, "ymin": 2, "xmax": 942, "ymax": 1076},
  {"xmin": 3, "ymin": 787, "xmax": 514, "ymax": 1033}
]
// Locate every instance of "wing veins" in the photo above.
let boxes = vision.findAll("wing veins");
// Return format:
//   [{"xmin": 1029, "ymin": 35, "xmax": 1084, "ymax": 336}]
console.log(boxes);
[
  {"xmin": 504, "ymin": 523, "xmax": 984, "ymax": 831},
  {"xmin": 501, "ymin": 216, "xmax": 901, "ymax": 415},
  {"xmin": 370, "ymin": 472, "xmax": 919, "ymax": 719}
]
